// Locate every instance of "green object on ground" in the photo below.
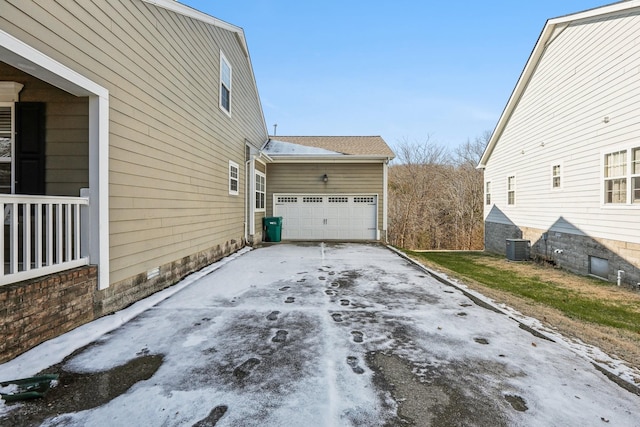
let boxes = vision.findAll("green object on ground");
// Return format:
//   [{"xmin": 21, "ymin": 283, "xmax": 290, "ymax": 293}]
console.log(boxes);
[
  {"xmin": 0, "ymin": 374, "xmax": 59, "ymax": 402},
  {"xmin": 263, "ymin": 216, "xmax": 283, "ymax": 242}
]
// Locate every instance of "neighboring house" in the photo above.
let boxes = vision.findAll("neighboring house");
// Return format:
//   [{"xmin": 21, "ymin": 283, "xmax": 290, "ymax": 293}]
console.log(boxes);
[
  {"xmin": 478, "ymin": 1, "xmax": 640, "ymax": 286},
  {"xmin": 0, "ymin": 2, "xmax": 395, "ymax": 363},
  {"xmin": 262, "ymin": 136, "xmax": 395, "ymax": 241},
  {"xmin": 0, "ymin": 0, "xmax": 269, "ymax": 362}
]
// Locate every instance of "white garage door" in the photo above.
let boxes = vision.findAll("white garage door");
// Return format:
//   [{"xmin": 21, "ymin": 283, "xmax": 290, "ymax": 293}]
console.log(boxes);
[{"xmin": 273, "ymin": 194, "xmax": 378, "ymax": 240}]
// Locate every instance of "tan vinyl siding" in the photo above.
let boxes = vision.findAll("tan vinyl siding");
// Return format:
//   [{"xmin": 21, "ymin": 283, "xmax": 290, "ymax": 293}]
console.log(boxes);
[
  {"xmin": 484, "ymin": 11, "xmax": 640, "ymax": 244},
  {"xmin": 0, "ymin": 62, "xmax": 89, "ymax": 196},
  {"xmin": 267, "ymin": 162, "xmax": 385, "ymax": 232},
  {"xmin": 1, "ymin": 1, "xmax": 268, "ymax": 284}
]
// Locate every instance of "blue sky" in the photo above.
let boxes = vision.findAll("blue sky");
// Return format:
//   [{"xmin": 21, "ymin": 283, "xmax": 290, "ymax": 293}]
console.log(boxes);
[{"xmin": 181, "ymin": 1, "xmax": 611, "ymax": 151}]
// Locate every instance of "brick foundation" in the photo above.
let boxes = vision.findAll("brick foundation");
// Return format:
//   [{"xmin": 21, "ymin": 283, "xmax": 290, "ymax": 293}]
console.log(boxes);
[
  {"xmin": 0, "ymin": 266, "xmax": 97, "ymax": 363},
  {"xmin": 0, "ymin": 239, "xmax": 245, "ymax": 363}
]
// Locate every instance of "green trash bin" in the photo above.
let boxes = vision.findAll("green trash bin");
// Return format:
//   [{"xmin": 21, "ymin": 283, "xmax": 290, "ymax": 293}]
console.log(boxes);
[{"xmin": 263, "ymin": 216, "xmax": 282, "ymax": 242}]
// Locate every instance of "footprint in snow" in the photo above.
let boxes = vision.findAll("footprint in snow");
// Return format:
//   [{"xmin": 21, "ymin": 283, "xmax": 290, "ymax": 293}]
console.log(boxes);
[
  {"xmin": 233, "ymin": 358, "xmax": 261, "ymax": 379},
  {"xmin": 272, "ymin": 330, "xmax": 288, "ymax": 343},
  {"xmin": 351, "ymin": 331, "xmax": 364, "ymax": 343},
  {"xmin": 346, "ymin": 356, "xmax": 365, "ymax": 374},
  {"xmin": 267, "ymin": 311, "xmax": 280, "ymax": 321}
]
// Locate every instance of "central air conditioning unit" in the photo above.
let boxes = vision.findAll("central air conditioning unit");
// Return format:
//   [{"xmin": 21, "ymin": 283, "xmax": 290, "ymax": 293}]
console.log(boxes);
[{"xmin": 506, "ymin": 239, "xmax": 530, "ymax": 261}]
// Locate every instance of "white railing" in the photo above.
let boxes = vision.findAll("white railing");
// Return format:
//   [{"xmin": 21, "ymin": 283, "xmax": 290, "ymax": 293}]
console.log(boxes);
[{"xmin": 0, "ymin": 195, "xmax": 89, "ymax": 286}]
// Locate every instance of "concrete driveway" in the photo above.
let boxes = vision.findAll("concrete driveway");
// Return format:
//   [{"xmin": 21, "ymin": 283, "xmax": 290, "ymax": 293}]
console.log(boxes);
[{"xmin": 1, "ymin": 243, "xmax": 639, "ymax": 426}]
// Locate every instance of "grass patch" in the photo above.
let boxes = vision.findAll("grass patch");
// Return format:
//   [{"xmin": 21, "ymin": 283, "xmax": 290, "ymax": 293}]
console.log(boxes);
[{"xmin": 406, "ymin": 250, "xmax": 640, "ymax": 334}]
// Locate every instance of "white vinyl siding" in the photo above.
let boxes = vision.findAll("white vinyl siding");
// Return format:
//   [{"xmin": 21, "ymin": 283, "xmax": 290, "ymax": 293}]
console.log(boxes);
[{"xmin": 482, "ymin": 11, "xmax": 640, "ymax": 245}]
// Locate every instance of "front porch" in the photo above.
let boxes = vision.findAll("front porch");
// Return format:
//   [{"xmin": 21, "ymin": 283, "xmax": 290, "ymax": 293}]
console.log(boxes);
[{"xmin": 0, "ymin": 28, "xmax": 109, "ymax": 290}]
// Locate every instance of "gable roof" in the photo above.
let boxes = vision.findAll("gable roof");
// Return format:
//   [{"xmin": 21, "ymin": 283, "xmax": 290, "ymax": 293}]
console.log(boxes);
[
  {"xmin": 264, "ymin": 136, "xmax": 395, "ymax": 159},
  {"xmin": 477, "ymin": 0, "xmax": 640, "ymax": 169}
]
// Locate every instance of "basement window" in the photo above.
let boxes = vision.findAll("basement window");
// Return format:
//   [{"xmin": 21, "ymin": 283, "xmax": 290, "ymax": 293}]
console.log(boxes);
[{"xmin": 589, "ymin": 256, "xmax": 608, "ymax": 279}]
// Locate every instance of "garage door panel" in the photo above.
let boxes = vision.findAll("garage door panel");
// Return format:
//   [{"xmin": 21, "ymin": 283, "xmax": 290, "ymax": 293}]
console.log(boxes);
[{"xmin": 274, "ymin": 194, "xmax": 377, "ymax": 241}]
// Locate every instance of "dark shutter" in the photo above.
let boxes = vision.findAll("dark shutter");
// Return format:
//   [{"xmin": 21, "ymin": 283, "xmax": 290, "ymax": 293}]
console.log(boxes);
[{"xmin": 15, "ymin": 102, "xmax": 46, "ymax": 195}]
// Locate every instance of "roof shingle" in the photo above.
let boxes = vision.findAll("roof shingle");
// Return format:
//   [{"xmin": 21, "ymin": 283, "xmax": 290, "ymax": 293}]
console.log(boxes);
[{"xmin": 267, "ymin": 136, "xmax": 395, "ymax": 158}]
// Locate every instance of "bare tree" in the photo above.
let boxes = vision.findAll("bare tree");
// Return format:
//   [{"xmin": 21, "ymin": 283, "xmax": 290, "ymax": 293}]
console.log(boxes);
[{"xmin": 388, "ymin": 132, "xmax": 488, "ymax": 250}]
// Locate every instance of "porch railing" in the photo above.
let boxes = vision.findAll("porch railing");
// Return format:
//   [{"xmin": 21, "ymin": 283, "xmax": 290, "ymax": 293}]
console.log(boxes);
[{"xmin": 0, "ymin": 194, "xmax": 90, "ymax": 286}]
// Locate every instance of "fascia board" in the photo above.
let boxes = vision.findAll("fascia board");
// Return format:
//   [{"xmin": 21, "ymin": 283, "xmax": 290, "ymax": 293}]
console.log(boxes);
[
  {"xmin": 269, "ymin": 156, "xmax": 388, "ymax": 164},
  {"xmin": 478, "ymin": 0, "xmax": 640, "ymax": 169}
]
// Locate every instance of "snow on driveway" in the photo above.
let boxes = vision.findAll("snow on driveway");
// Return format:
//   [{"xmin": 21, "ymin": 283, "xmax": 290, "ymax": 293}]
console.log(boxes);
[{"xmin": 1, "ymin": 243, "xmax": 639, "ymax": 426}]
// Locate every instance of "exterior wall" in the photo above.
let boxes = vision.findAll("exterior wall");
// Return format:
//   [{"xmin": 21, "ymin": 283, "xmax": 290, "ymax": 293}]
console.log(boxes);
[
  {"xmin": 266, "ymin": 162, "xmax": 386, "ymax": 236},
  {"xmin": 486, "ymin": 221, "xmax": 640, "ymax": 287},
  {"xmin": 483, "ymin": 11, "xmax": 640, "ymax": 282},
  {"xmin": 95, "ymin": 238, "xmax": 243, "ymax": 317},
  {"xmin": 0, "ymin": 62, "xmax": 89, "ymax": 197},
  {"xmin": 0, "ymin": 1, "xmax": 268, "ymax": 286},
  {"xmin": 0, "ymin": 266, "xmax": 97, "ymax": 363}
]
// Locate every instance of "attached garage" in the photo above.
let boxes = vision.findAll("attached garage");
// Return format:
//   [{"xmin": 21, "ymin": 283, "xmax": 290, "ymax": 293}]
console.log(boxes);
[
  {"xmin": 261, "ymin": 136, "xmax": 395, "ymax": 243},
  {"xmin": 274, "ymin": 194, "xmax": 378, "ymax": 240}
]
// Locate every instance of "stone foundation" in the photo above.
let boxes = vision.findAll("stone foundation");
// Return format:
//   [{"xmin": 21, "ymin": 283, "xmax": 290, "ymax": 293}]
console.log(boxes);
[
  {"xmin": 485, "ymin": 221, "xmax": 640, "ymax": 288},
  {"xmin": 94, "ymin": 239, "xmax": 244, "ymax": 317},
  {"xmin": 0, "ymin": 239, "xmax": 245, "ymax": 363}
]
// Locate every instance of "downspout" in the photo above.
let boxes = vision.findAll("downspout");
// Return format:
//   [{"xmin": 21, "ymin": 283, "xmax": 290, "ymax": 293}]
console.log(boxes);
[
  {"xmin": 244, "ymin": 157, "xmax": 251, "ymax": 243},
  {"xmin": 249, "ymin": 155, "xmax": 256, "ymax": 239},
  {"xmin": 382, "ymin": 158, "xmax": 389, "ymax": 242}
]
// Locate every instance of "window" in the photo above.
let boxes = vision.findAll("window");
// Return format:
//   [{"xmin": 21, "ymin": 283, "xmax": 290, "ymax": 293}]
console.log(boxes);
[
  {"xmin": 220, "ymin": 51, "xmax": 232, "ymax": 115},
  {"xmin": 589, "ymin": 256, "xmax": 609, "ymax": 279},
  {"xmin": 633, "ymin": 148, "xmax": 640, "ymax": 203},
  {"xmin": 485, "ymin": 181, "xmax": 491, "ymax": 205},
  {"xmin": 552, "ymin": 164, "xmax": 561, "ymax": 189},
  {"xmin": 604, "ymin": 150, "xmax": 627, "ymax": 204},
  {"xmin": 0, "ymin": 104, "xmax": 13, "ymax": 194},
  {"xmin": 229, "ymin": 161, "xmax": 239, "ymax": 195},
  {"xmin": 507, "ymin": 176, "xmax": 516, "ymax": 205},
  {"xmin": 255, "ymin": 171, "xmax": 265, "ymax": 210}
]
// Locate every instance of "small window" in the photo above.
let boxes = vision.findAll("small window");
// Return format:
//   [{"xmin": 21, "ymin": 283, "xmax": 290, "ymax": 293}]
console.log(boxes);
[
  {"xmin": 220, "ymin": 51, "xmax": 232, "ymax": 115},
  {"xmin": 589, "ymin": 256, "xmax": 609, "ymax": 279},
  {"xmin": 229, "ymin": 161, "xmax": 239, "ymax": 195},
  {"xmin": 552, "ymin": 164, "xmax": 561, "ymax": 189},
  {"xmin": 255, "ymin": 171, "xmax": 265, "ymax": 211},
  {"xmin": 485, "ymin": 181, "xmax": 491, "ymax": 205},
  {"xmin": 507, "ymin": 176, "xmax": 516, "ymax": 205}
]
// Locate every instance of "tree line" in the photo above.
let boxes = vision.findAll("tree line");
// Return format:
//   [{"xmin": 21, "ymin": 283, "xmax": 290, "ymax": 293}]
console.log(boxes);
[{"xmin": 387, "ymin": 132, "xmax": 488, "ymax": 250}]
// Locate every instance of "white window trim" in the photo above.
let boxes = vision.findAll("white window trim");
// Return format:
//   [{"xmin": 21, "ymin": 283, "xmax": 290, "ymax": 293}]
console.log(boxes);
[
  {"xmin": 229, "ymin": 160, "xmax": 239, "ymax": 195},
  {"xmin": 506, "ymin": 174, "xmax": 516, "ymax": 206},
  {"xmin": 255, "ymin": 170, "xmax": 266, "ymax": 212},
  {"xmin": 219, "ymin": 50, "xmax": 232, "ymax": 117},
  {"xmin": 551, "ymin": 162, "xmax": 563, "ymax": 190},
  {"xmin": 601, "ymin": 146, "xmax": 640, "ymax": 208},
  {"xmin": 484, "ymin": 180, "xmax": 492, "ymax": 206},
  {"xmin": 0, "ymin": 102, "xmax": 15, "ymax": 194}
]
